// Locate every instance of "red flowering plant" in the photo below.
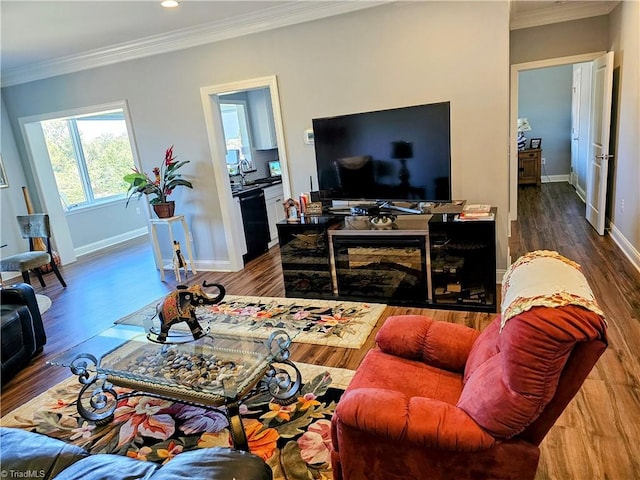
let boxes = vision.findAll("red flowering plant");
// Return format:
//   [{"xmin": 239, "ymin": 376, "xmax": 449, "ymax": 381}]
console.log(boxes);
[{"xmin": 124, "ymin": 146, "xmax": 193, "ymax": 205}]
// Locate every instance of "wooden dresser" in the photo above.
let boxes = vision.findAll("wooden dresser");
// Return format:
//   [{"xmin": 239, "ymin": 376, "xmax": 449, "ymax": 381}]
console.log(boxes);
[{"xmin": 518, "ymin": 148, "xmax": 541, "ymax": 186}]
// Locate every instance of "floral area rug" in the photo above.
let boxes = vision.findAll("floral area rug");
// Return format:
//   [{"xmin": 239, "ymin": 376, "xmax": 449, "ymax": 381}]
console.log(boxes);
[
  {"xmin": 1, "ymin": 363, "xmax": 354, "ymax": 480},
  {"xmin": 115, "ymin": 294, "xmax": 386, "ymax": 349}
]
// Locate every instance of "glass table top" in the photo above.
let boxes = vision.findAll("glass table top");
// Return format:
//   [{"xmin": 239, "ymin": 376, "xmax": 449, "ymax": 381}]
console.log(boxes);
[{"xmin": 48, "ymin": 324, "xmax": 297, "ymax": 403}]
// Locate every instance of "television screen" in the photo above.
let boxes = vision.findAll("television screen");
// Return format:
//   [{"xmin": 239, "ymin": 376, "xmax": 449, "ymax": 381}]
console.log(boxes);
[{"xmin": 312, "ymin": 102, "xmax": 451, "ymax": 202}]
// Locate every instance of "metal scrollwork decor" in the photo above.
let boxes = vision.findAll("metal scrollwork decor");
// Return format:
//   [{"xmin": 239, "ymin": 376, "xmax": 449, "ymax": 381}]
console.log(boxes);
[
  {"xmin": 263, "ymin": 330, "xmax": 301, "ymax": 403},
  {"xmin": 76, "ymin": 376, "xmax": 118, "ymax": 425},
  {"xmin": 266, "ymin": 329, "xmax": 292, "ymax": 362},
  {"xmin": 70, "ymin": 354, "xmax": 99, "ymax": 384}
]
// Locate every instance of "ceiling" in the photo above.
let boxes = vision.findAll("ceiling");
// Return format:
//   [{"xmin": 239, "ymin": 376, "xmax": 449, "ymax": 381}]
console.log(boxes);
[{"xmin": 0, "ymin": 0, "xmax": 619, "ymax": 87}]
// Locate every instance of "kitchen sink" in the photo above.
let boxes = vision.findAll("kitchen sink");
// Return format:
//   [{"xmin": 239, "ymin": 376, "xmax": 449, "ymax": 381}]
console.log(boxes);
[{"xmin": 230, "ymin": 177, "xmax": 281, "ymax": 195}]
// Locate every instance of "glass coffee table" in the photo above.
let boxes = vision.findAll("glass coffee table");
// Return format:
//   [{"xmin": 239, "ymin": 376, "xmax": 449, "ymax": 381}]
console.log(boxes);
[{"xmin": 47, "ymin": 325, "xmax": 301, "ymax": 451}]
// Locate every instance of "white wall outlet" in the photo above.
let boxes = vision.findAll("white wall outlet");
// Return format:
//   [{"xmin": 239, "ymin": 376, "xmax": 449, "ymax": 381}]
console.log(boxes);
[
  {"xmin": 541, "ymin": 158, "xmax": 546, "ymax": 165},
  {"xmin": 621, "ymin": 198, "xmax": 625, "ymax": 212}
]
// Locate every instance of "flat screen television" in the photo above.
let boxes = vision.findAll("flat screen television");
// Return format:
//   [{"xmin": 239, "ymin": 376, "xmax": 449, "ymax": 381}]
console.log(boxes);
[{"xmin": 312, "ymin": 102, "xmax": 451, "ymax": 203}]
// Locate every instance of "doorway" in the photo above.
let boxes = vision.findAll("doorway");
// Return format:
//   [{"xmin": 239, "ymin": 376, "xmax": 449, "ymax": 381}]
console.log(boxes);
[
  {"xmin": 509, "ymin": 52, "xmax": 608, "ymax": 224},
  {"xmin": 200, "ymin": 75, "xmax": 291, "ymax": 271}
]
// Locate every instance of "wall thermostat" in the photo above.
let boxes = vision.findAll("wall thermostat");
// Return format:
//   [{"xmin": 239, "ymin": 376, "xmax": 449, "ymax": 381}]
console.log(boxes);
[{"xmin": 304, "ymin": 129, "xmax": 314, "ymax": 145}]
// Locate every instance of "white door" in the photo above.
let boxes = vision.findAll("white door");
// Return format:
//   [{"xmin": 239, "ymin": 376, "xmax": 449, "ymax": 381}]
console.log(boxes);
[
  {"xmin": 570, "ymin": 67, "xmax": 581, "ymax": 188},
  {"xmin": 586, "ymin": 52, "xmax": 614, "ymax": 235}
]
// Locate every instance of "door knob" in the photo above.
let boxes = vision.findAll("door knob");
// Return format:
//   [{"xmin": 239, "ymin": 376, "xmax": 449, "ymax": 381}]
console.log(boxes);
[{"xmin": 596, "ymin": 154, "xmax": 614, "ymax": 160}]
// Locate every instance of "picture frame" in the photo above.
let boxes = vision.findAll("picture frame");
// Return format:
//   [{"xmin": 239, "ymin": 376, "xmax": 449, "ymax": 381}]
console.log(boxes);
[
  {"xmin": 530, "ymin": 138, "xmax": 542, "ymax": 150},
  {"xmin": 0, "ymin": 154, "xmax": 8, "ymax": 189}
]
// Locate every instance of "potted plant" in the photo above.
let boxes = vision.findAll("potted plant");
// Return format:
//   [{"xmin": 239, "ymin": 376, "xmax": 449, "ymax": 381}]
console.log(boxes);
[{"xmin": 124, "ymin": 146, "xmax": 193, "ymax": 218}]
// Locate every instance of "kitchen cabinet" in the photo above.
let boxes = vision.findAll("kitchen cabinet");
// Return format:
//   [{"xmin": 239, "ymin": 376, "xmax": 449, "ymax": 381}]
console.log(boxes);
[
  {"xmin": 248, "ymin": 88, "xmax": 277, "ymax": 149},
  {"xmin": 263, "ymin": 184, "xmax": 285, "ymax": 246}
]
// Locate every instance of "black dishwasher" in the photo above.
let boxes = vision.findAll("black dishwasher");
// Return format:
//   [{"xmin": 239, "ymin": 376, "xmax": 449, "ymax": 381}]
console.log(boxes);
[{"xmin": 239, "ymin": 189, "xmax": 270, "ymax": 264}]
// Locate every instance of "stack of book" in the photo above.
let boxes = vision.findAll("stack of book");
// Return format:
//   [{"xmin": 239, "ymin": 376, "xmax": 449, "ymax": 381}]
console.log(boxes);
[{"xmin": 456, "ymin": 204, "xmax": 494, "ymax": 221}]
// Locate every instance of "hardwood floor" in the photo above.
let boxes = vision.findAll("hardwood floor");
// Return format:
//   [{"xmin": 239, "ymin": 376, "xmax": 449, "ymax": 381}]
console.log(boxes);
[
  {"xmin": 2, "ymin": 182, "xmax": 639, "ymax": 479},
  {"xmin": 511, "ymin": 183, "xmax": 640, "ymax": 479}
]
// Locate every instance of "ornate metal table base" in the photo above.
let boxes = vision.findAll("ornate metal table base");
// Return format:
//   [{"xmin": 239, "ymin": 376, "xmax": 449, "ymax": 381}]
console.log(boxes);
[{"xmin": 66, "ymin": 330, "xmax": 302, "ymax": 452}]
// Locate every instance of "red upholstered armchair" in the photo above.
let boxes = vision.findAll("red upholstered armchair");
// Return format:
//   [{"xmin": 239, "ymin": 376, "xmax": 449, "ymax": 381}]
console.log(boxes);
[{"xmin": 331, "ymin": 251, "xmax": 608, "ymax": 480}]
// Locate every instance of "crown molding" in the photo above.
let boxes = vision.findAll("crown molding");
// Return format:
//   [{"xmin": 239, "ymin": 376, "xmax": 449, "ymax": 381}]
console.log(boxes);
[
  {"xmin": 510, "ymin": 1, "xmax": 619, "ymax": 31},
  {"xmin": 1, "ymin": 1, "xmax": 390, "ymax": 87}
]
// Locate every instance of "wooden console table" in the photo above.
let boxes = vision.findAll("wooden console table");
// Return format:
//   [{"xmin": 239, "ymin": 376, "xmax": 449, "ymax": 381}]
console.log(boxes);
[{"xmin": 518, "ymin": 148, "xmax": 542, "ymax": 186}]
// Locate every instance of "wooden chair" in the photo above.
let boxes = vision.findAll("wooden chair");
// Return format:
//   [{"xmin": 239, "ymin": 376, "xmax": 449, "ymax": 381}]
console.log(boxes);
[{"xmin": 0, "ymin": 214, "xmax": 67, "ymax": 288}]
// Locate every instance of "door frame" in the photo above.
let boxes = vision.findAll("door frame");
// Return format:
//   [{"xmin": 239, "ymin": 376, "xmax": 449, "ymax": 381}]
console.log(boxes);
[
  {"xmin": 509, "ymin": 52, "xmax": 606, "ymax": 222},
  {"xmin": 200, "ymin": 75, "xmax": 291, "ymax": 271}
]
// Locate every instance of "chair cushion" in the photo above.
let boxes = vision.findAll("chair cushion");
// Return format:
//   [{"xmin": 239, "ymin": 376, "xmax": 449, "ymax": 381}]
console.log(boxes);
[
  {"xmin": 0, "ymin": 427, "xmax": 88, "ymax": 480},
  {"xmin": 458, "ymin": 250, "xmax": 607, "ymax": 439},
  {"xmin": 348, "ymin": 349, "xmax": 464, "ymax": 406},
  {"xmin": 1, "ymin": 428, "xmax": 273, "ymax": 480},
  {"xmin": 0, "ymin": 251, "xmax": 50, "ymax": 271}
]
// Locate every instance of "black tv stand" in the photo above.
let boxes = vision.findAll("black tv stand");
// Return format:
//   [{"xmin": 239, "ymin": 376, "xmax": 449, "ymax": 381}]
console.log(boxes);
[{"xmin": 276, "ymin": 209, "xmax": 497, "ymax": 312}]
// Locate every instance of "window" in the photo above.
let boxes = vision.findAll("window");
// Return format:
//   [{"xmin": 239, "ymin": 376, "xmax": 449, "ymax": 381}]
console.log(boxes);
[
  {"xmin": 220, "ymin": 101, "xmax": 254, "ymax": 169},
  {"xmin": 41, "ymin": 108, "xmax": 135, "ymax": 210}
]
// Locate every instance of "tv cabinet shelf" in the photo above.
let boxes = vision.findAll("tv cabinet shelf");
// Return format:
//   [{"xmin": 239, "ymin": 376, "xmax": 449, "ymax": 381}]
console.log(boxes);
[
  {"xmin": 276, "ymin": 216, "xmax": 338, "ymax": 300},
  {"xmin": 276, "ymin": 209, "xmax": 497, "ymax": 312},
  {"xmin": 428, "ymin": 209, "xmax": 497, "ymax": 310}
]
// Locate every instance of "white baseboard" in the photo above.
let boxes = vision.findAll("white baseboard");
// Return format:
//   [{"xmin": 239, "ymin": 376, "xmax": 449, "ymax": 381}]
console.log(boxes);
[
  {"xmin": 1, "ymin": 271, "xmax": 21, "ymax": 283},
  {"xmin": 609, "ymin": 222, "xmax": 640, "ymax": 274},
  {"xmin": 575, "ymin": 185, "xmax": 587, "ymax": 203},
  {"xmin": 152, "ymin": 260, "xmax": 238, "ymax": 282},
  {"xmin": 155, "ymin": 259, "xmax": 237, "ymax": 274},
  {"xmin": 75, "ymin": 228, "xmax": 148, "ymax": 257},
  {"xmin": 541, "ymin": 174, "xmax": 571, "ymax": 183},
  {"xmin": 193, "ymin": 259, "xmax": 237, "ymax": 272},
  {"xmin": 193, "ymin": 259, "xmax": 236, "ymax": 272}
]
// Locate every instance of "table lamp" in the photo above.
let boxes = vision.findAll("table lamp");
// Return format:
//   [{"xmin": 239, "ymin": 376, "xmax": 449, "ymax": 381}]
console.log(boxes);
[
  {"xmin": 517, "ymin": 118, "xmax": 532, "ymax": 151},
  {"xmin": 391, "ymin": 141, "xmax": 413, "ymax": 187}
]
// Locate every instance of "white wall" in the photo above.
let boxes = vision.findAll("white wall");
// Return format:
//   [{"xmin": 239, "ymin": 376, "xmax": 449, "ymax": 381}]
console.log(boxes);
[
  {"xmin": 0, "ymin": 95, "xmax": 30, "ymax": 259},
  {"xmin": 518, "ymin": 65, "xmax": 573, "ymax": 179},
  {"xmin": 511, "ymin": 15, "xmax": 610, "ymax": 64},
  {"xmin": 1, "ymin": 1, "xmax": 511, "ymax": 269},
  {"xmin": 608, "ymin": 0, "xmax": 640, "ymax": 270}
]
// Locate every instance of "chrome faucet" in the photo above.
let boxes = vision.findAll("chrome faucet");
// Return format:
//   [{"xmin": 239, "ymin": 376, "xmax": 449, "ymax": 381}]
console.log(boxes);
[{"xmin": 239, "ymin": 158, "xmax": 252, "ymax": 185}]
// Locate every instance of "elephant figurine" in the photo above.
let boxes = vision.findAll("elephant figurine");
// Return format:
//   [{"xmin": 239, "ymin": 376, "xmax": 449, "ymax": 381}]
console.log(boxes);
[{"xmin": 152, "ymin": 281, "xmax": 226, "ymax": 343}]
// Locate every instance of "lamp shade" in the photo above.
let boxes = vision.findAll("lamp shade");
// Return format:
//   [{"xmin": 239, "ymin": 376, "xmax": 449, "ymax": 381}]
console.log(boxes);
[
  {"xmin": 517, "ymin": 118, "xmax": 532, "ymax": 132},
  {"xmin": 391, "ymin": 141, "xmax": 413, "ymax": 159}
]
